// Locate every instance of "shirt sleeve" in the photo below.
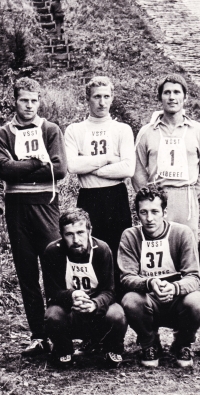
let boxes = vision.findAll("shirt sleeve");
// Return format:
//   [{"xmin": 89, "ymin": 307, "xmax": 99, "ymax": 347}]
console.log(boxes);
[
  {"xmin": 131, "ymin": 126, "xmax": 150, "ymax": 191},
  {"xmin": 170, "ymin": 226, "xmax": 200, "ymax": 294},
  {"xmin": 0, "ymin": 123, "xmax": 67, "ymax": 183},
  {"xmin": 42, "ymin": 243, "xmax": 74, "ymax": 311},
  {"xmin": 91, "ymin": 243, "xmax": 115, "ymax": 316},
  {"xmin": 195, "ymin": 128, "xmax": 200, "ymax": 199},
  {"xmin": 118, "ymin": 229, "xmax": 149, "ymax": 293},
  {"xmin": 24, "ymin": 122, "xmax": 67, "ymax": 182},
  {"xmin": 65, "ymin": 124, "xmax": 108, "ymax": 174},
  {"xmin": 0, "ymin": 129, "xmax": 43, "ymax": 182},
  {"xmin": 96, "ymin": 124, "xmax": 135, "ymax": 179}
]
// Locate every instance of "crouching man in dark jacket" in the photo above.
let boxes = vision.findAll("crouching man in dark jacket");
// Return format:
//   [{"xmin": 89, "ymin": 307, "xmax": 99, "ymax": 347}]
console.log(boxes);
[
  {"xmin": 118, "ymin": 185, "xmax": 200, "ymax": 368},
  {"xmin": 43, "ymin": 207, "xmax": 127, "ymax": 367}
]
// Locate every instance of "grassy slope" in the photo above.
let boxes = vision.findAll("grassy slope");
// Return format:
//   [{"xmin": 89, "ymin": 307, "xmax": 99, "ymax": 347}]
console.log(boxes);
[
  {"xmin": 1, "ymin": 0, "xmax": 200, "ymax": 394},
  {"xmin": 49, "ymin": 0, "xmax": 200, "ymax": 135}
]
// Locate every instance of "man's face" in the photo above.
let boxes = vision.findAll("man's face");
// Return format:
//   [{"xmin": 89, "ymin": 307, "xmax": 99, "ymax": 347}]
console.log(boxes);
[
  {"xmin": 161, "ymin": 82, "xmax": 186, "ymax": 115},
  {"xmin": 88, "ymin": 85, "xmax": 113, "ymax": 118},
  {"xmin": 62, "ymin": 220, "xmax": 91, "ymax": 258},
  {"xmin": 138, "ymin": 197, "xmax": 166, "ymax": 238},
  {"xmin": 15, "ymin": 89, "xmax": 40, "ymax": 124}
]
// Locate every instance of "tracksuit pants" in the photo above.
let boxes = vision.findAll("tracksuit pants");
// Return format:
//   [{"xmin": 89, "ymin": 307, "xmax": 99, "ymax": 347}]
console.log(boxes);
[
  {"xmin": 122, "ymin": 291, "xmax": 200, "ymax": 350},
  {"xmin": 45, "ymin": 303, "xmax": 127, "ymax": 356},
  {"xmin": 163, "ymin": 186, "xmax": 199, "ymax": 242},
  {"xmin": 77, "ymin": 183, "xmax": 132, "ymax": 298},
  {"xmin": 5, "ymin": 194, "xmax": 60, "ymax": 339}
]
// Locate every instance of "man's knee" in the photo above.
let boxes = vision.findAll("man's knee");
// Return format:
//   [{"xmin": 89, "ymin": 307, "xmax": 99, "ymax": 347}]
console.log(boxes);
[
  {"xmin": 121, "ymin": 292, "xmax": 146, "ymax": 317},
  {"xmin": 106, "ymin": 303, "xmax": 127, "ymax": 327},
  {"xmin": 182, "ymin": 291, "xmax": 200, "ymax": 322},
  {"xmin": 45, "ymin": 305, "xmax": 66, "ymax": 327}
]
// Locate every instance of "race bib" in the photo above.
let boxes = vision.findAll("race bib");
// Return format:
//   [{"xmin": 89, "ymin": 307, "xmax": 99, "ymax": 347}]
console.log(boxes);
[
  {"xmin": 157, "ymin": 132, "xmax": 189, "ymax": 181},
  {"xmin": 140, "ymin": 226, "xmax": 177, "ymax": 279},
  {"xmin": 66, "ymin": 249, "xmax": 98, "ymax": 294},
  {"xmin": 82, "ymin": 124, "xmax": 114, "ymax": 157},
  {"xmin": 14, "ymin": 121, "xmax": 50, "ymax": 163}
]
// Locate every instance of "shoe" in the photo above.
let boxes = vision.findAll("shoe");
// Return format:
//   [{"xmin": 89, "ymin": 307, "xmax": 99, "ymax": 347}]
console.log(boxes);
[
  {"xmin": 176, "ymin": 347, "xmax": 193, "ymax": 368},
  {"xmin": 51, "ymin": 351, "xmax": 72, "ymax": 368},
  {"xmin": 57, "ymin": 354, "xmax": 72, "ymax": 367},
  {"xmin": 141, "ymin": 346, "xmax": 159, "ymax": 367},
  {"xmin": 50, "ymin": 347, "xmax": 73, "ymax": 368},
  {"xmin": 78, "ymin": 339, "xmax": 101, "ymax": 355},
  {"xmin": 22, "ymin": 339, "xmax": 51, "ymax": 357},
  {"xmin": 105, "ymin": 352, "xmax": 123, "ymax": 367}
]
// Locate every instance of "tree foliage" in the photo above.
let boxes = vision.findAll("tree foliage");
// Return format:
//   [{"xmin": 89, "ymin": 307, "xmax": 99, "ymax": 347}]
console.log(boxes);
[
  {"xmin": 0, "ymin": 0, "xmax": 46, "ymax": 74},
  {"xmin": 63, "ymin": 0, "xmax": 200, "ymax": 135},
  {"xmin": 0, "ymin": 0, "xmax": 48, "ymax": 125}
]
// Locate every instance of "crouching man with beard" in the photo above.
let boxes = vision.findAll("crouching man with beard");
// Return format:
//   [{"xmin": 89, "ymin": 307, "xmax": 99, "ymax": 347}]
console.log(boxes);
[{"xmin": 43, "ymin": 207, "xmax": 127, "ymax": 367}]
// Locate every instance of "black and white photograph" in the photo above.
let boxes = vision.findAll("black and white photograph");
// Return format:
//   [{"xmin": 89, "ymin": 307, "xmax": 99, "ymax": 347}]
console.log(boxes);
[{"xmin": 1, "ymin": 0, "xmax": 200, "ymax": 394}]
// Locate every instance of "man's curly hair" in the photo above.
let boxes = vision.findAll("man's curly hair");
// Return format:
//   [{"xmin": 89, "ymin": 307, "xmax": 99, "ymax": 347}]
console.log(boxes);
[
  {"xmin": 14, "ymin": 77, "xmax": 41, "ymax": 100},
  {"xmin": 135, "ymin": 185, "xmax": 167, "ymax": 215}
]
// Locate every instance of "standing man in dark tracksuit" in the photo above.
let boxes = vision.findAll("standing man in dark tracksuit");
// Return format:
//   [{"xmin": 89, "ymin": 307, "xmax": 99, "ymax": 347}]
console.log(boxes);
[{"xmin": 0, "ymin": 77, "xmax": 67, "ymax": 356}]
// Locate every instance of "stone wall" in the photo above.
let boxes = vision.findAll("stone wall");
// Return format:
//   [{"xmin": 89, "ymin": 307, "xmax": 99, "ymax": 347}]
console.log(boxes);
[{"xmin": 135, "ymin": 0, "xmax": 200, "ymax": 84}]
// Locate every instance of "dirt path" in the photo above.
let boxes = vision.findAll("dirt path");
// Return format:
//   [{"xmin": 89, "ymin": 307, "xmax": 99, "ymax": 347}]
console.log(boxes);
[{"xmin": 135, "ymin": 0, "xmax": 200, "ymax": 84}]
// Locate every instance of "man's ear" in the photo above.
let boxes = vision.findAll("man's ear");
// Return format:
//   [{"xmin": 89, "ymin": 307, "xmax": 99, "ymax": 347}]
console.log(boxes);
[
  {"xmin": 184, "ymin": 93, "xmax": 188, "ymax": 104},
  {"xmin": 13, "ymin": 97, "xmax": 17, "ymax": 107},
  {"xmin": 163, "ymin": 208, "xmax": 167, "ymax": 218}
]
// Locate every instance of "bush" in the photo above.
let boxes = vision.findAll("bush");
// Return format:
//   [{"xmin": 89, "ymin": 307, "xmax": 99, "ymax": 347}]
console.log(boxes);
[{"xmin": 0, "ymin": 0, "xmax": 47, "ymax": 74}]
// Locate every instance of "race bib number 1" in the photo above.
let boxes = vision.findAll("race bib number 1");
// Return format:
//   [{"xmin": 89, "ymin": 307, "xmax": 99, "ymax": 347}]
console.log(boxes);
[{"xmin": 157, "ymin": 136, "xmax": 189, "ymax": 180}]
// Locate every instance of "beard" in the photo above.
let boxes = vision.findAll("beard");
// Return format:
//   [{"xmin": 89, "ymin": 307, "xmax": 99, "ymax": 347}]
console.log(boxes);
[{"xmin": 67, "ymin": 244, "xmax": 88, "ymax": 261}]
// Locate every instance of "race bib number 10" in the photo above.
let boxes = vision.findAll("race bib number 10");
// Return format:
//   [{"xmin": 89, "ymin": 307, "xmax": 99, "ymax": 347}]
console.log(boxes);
[{"xmin": 15, "ymin": 127, "xmax": 49, "ymax": 162}]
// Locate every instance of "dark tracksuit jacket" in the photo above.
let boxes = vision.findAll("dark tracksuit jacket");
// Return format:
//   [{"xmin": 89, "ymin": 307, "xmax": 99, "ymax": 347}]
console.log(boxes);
[{"xmin": 0, "ymin": 115, "xmax": 67, "ymax": 338}]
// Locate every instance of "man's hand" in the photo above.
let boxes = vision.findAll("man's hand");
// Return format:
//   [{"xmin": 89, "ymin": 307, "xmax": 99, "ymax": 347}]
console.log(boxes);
[
  {"xmin": 91, "ymin": 169, "xmax": 98, "ymax": 176},
  {"xmin": 91, "ymin": 154, "xmax": 120, "ymax": 176},
  {"xmin": 151, "ymin": 279, "xmax": 175, "ymax": 303},
  {"xmin": 106, "ymin": 154, "xmax": 120, "ymax": 164},
  {"xmin": 72, "ymin": 290, "xmax": 97, "ymax": 313}
]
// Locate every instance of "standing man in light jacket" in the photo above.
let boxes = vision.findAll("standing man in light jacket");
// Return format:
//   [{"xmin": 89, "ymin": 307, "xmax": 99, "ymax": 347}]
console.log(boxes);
[
  {"xmin": 132, "ymin": 74, "xmax": 200, "ymax": 241},
  {"xmin": 0, "ymin": 77, "xmax": 67, "ymax": 356},
  {"xmin": 65, "ymin": 76, "xmax": 135, "ymax": 297},
  {"xmin": 118, "ymin": 185, "xmax": 200, "ymax": 368}
]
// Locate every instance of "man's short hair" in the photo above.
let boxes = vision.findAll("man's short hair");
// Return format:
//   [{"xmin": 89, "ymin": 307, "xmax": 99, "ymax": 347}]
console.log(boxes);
[
  {"xmin": 135, "ymin": 185, "xmax": 167, "ymax": 214},
  {"xmin": 14, "ymin": 77, "xmax": 41, "ymax": 100},
  {"xmin": 59, "ymin": 208, "xmax": 91, "ymax": 234},
  {"xmin": 158, "ymin": 74, "xmax": 188, "ymax": 100},
  {"xmin": 86, "ymin": 76, "xmax": 114, "ymax": 100}
]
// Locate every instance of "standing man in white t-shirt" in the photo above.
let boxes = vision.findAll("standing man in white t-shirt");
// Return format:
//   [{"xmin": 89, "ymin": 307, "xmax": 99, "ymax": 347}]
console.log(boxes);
[
  {"xmin": 132, "ymin": 74, "xmax": 200, "ymax": 241},
  {"xmin": 65, "ymin": 76, "xmax": 135, "ymax": 297}
]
